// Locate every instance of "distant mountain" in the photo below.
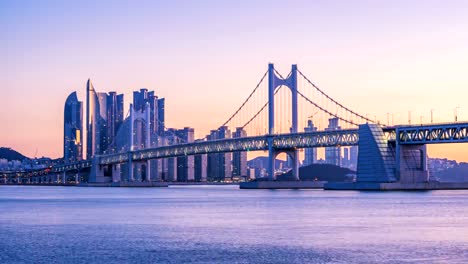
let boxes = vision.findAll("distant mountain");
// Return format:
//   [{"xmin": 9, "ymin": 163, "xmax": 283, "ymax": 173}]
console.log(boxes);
[
  {"xmin": 278, "ymin": 163, "xmax": 355, "ymax": 182},
  {"xmin": 0, "ymin": 147, "xmax": 29, "ymax": 161},
  {"xmin": 435, "ymin": 162, "xmax": 468, "ymax": 182}
]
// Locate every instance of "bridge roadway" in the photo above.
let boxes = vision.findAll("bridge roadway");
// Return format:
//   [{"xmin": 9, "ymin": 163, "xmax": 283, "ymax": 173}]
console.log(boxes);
[
  {"xmin": 46, "ymin": 121, "xmax": 468, "ymax": 173},
  {"xmin": 99, "ymin": 129, "xmax": 360, "ymax": 165},
  {"xmin": 397, "ymin": 122, "xmax": 468, "ymax": 144}
]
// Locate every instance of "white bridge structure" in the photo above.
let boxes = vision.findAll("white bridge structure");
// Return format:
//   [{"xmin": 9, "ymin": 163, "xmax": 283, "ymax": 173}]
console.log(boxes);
[{"xmin": 2, "ymin": 64, "xmax": 468, "ymax": 187}]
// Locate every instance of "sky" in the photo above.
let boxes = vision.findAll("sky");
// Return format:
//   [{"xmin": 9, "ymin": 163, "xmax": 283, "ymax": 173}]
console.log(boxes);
[{"xmin": 1, "ymin": 0, "xmax": 468, "ymax": 161}]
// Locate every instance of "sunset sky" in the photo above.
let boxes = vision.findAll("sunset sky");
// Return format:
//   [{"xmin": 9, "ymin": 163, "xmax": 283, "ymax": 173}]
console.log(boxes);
[{"xmin": 2, "ymin": 0, "xmax": 468, "ymax": 161}]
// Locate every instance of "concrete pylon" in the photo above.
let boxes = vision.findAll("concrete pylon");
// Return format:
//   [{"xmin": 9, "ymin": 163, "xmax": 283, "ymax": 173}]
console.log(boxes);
[{"xmin": 268, "ymin": 64, "xmax": 299, "ymax": 181}]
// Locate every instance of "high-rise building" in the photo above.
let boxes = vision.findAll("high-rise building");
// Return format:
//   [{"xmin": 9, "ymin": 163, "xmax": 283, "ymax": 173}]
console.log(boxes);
[
  {"xmin": 303, "ymin": 120, "xmax": 318, "ymax": 166},
  {"xmin": 64, "ymin": 92, "xmax": 83, "ymax": 162},
  {"xmin": 157, "ymin": 98, "xmax": 165, "ymax": 137},
  {"xmin": 342, "ymin": 148, "xmax": 350, "ymax": 168},
  {"xmin": 133, "ymin": 88, "xmax": 159, "ymax": 137},
  {"xmin": 176, "ymin": 127, "xmax": 195, "ymax": 182},
  {"xmin": 194, "ymin": 146, "xmax": 207, "ymax": 182},
  {"xmin": 163, "ymin": 128, "xmax": 180, "ymax": 181},
  {"xmin": 106, "ymin": 92, "xmax": 124, "ymax": 153},
  {"xmin": 97, "ymin": 92, "xmax": 109, "ymax": 153},
  {"xmin": 232, "ymin": 127, "xmax": 247, "ymax": 179},
  {"xmin": 132, "ymin": 89, "xmax": 165, "ymax": 180},
  {"xmin": 86, "ymin": 79, "xmax": 99, "ymax": 159},
  {"xmin": 325, "ymin": 117, "xmax": 341, "ymax": 166},
  {"xmin": 207, "ymin": 126, "xmax": 232, "ymax": 181},
  {"xmin": 86, "ymin": 79, "xmax": 124, "ymax": 158},
  {"xmin": 207, "ymin": 130, "xmax": 218, "ymax": 181},
  {"xmin": 349, "ymin": 146, "xmax": 358, "ymax": 170}
]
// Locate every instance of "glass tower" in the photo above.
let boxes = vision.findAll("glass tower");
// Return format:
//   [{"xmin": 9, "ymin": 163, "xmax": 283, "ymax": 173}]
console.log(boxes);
[{"xmin": 63, "ymin": 92, "xmax": 83, "ymax": 162}]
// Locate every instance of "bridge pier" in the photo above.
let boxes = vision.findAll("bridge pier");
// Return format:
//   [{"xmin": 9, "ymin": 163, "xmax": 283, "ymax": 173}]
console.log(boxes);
[
  {"xmin": 128, "ymin": 153, "xmax": 134, "ymax": 182},
  {"xmin": 61, "ymin": 172, "xmax": 66, "ymax": 184},
  {"xmin": 268, "ymin": 138, "xmax": 275, "ymax": 180},
  {"xmin": 112, "ymin": 164, "xmax": 121, "ymax": 183},
  {"xmin": 396, "ymin": 144, "xmax": 428, "ymax": 183},
  {"xmin": 146, "ymin": 160, "xmax": 151, "ymax": 182},
  {"xmin": 267, "ymin": 63, "xmax": 299, "ymax": 181},
  {"xmin": 90, "ymin": 157, "xmax": 105, "ymax": 183},
  {"xmin": 270, "ymin": 148, "xmax": 300, "ymax": 181}
]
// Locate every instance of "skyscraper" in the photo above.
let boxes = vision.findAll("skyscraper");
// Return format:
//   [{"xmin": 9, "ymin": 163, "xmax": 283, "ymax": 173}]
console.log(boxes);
[
  {"xmin": 349, "ymin": 146, "xmax": 358, "ymax": 170},
  {"xmin": 325, "ymin": 117, "xmax": 341, "ymax": 166},
  {"xmin": 303, "ymin": 120, "xmax": 318, "ymax": 166},
  {"xmin": 175, "ymin": 127, "xmax": 195, "ymax": 182},
  {"xmin": 232, "ymin": 127, "xmax": 247, "ymax": 179},
  {"xmin": 157, "ymin": 98, "xmax": 165, "ymax": 137},
  {"xmin": 97, "ymin": 92, "xmax": 108, "ymax": 153},
  {"xmin": 86, "ymin": 79, "xmax": 124, "ymax": 158},
  {"xmin": 194, "ymin": 145, "xmax": 207, "ymax": 182},
  {"xmin": 86, "ymin": 79, "xmax": 99, "ymax": 159},
  {"xmin": 63, "ymin": 92, "xmax": 83, "ymax": 162},
  {"xmin": 207, "ymin": 126, "xmax": 232, "ymax": 181},
  {"xmin": 132, "ymin": 88, "xmax": 165, "ymax": 181},
  {"xmin": 106, "ymin": 92, "xmax": 124, "ymax": 153},
  {"xmin": 342, "ymin": 147, "xmax": 349, "ymax": 168},
  {"xmin": 133, "ymin": 89, "xmax": 159, "ymax": 134}
]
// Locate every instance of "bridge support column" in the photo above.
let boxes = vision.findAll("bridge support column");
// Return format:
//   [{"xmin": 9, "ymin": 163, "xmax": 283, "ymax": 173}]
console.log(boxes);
[
  {"xmin": 89, "ymin": 157, "xmax": 105, "ymax": 183},
  {"xmin": 267, "ymin": 64, "xmax": 298, "ymax": 181},
  {"xmin": 112, "ymin": 164, "xmax": 121, "ymax": 183},
  {"xmin": 292, "ymin": 149, "xmax": 299, "ymax": 181},
  {"xmin": 396, "ymin": 144, "xmax": 429, "ymax": 183},
  {"xmin": 75, "ymin": 173, "xmax": 79, "ymax": 184},
  {"xmin": 62, "ymin": 172, "xmax": 66, "ymax": 184},
  {"xmin": 146, "ymin": 160, "xmax": 151, "ymax": 182},
  {"xmin": 268, "ymin": 138, "xmax": 275, "ymax": 180},
  {"xmin": 268, "ymin": 64, "xmax": 275, "ymax": 135},
  {"xmin": 128, "ymin": 153, "xmax": 134, "ymax": 182},
  {"xmin": 269, "ymin": 147, "xmax": 300, "ymax": 181}
]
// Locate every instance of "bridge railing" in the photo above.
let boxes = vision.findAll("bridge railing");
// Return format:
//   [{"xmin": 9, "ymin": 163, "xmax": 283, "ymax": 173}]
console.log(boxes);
[
  {"xmin": 397, "ymin": 122, "xmax": 468, "ymax": 144},
  {"xmin": 99, "ymin": 129, "xmax": 361, "ymax": 165}
]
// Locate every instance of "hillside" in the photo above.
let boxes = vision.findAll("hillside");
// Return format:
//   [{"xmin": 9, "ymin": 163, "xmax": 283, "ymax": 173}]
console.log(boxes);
[
  {"xmin": 277, "ymin": 163, "xmax": 355, "ymax": 182},
  {"xmin": 247, "ymin": 156, "xmax": 287, "ymax": 170},
  {"xmin": 0, "ymin": 147, "xmax": 29, "ymax": 161},
  {"xmin": 435, "ymin": 162, "xmax": 468, "ymax": 182}
]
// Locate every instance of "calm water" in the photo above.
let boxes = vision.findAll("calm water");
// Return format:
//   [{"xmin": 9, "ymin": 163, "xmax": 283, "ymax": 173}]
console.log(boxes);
[{"xmin": 0, "ymin": 186, "xmax": 467, "ymax": 264}]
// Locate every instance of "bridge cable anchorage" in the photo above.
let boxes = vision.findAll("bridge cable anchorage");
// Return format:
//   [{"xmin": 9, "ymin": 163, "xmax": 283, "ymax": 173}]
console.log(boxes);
[
  {"xmin": 296, "ymin": 68, "xmax": 377, "ymax": 125},
  {"xmin": 219, "ymin": 69, "xmax": 269, "ymax": 128}
]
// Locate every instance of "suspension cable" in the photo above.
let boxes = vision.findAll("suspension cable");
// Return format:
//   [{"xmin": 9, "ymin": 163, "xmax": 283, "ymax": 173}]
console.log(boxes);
[
  {"xmin": 297, "ymin": 89, "xmax": 358, "ymax": 126},
  {"xmin": 220, "ymin": 69, "xmax": 268, "ymax": 127},
  {"xmin": 296, "ymin": 68, "xmax": 375, "ymax": 124},
  {"xmin": 241, "ymin": 88, "xmax": 281, "ymax": 130}
]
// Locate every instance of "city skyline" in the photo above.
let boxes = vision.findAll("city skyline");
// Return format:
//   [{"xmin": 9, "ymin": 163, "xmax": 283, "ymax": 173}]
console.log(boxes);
[{"xmin": 2, "ymin": 1, "xmax": 468, "ymax": 161}]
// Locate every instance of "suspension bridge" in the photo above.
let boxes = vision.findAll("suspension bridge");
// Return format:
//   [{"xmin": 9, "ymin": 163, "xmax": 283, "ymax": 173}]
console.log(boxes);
[{"xmin": 2, "ymin": 63, "xmax": 468, "ymax": 190}]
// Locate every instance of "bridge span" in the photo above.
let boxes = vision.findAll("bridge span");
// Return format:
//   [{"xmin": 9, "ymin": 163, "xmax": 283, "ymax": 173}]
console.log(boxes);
[{"xmin": 2, "ymin": 63, "xmax": 468, "ymax": 190}]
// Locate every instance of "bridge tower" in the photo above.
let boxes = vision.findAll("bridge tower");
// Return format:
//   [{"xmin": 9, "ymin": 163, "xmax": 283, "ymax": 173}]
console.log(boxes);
[{"xmin": 267, "ymin": 63, "xmax": 299, "ymax": 181}]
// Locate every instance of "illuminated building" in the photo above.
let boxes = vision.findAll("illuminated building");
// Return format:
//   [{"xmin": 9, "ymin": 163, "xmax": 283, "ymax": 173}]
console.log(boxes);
[{"xmin": 63, "ymin": 92, "xmax": 83, "ymax": 162}]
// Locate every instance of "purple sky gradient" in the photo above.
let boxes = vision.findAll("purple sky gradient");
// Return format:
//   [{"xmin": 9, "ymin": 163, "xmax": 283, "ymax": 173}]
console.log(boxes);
[{"xmin": 2, "ymin": 0, "xmax": 468, "ymax": 160}]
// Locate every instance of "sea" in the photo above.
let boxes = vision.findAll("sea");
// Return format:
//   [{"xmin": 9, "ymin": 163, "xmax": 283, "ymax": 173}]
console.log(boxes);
[{"xmin": 0, "ymin": 185, "xmax": 467, "ymax": 263}]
